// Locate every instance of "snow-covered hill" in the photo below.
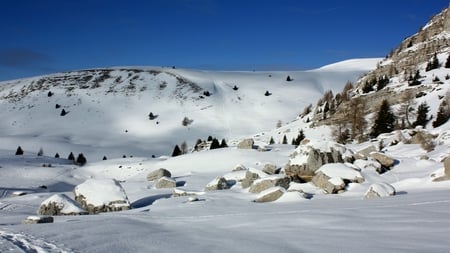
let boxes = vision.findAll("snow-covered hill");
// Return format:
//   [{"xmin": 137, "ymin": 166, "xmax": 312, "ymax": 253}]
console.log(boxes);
[{"xmin": 0, "ymin": 60, "xmax": 378, "ymax": 160}]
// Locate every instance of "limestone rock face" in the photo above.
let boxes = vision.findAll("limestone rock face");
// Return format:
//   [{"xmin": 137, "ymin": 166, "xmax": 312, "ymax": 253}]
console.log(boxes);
[
  {"xmin": 147, "ymin": 168, "xmax": 172, "ymax": 181},
  {"xmin": 249, "ymin": 175, "xmax": 290, "ymax": 193},
  {"xmin": 73, "ymin": 179, "xmax": 131, "ymax": 214},
  {"xmin": 237, "ymin": 139, "xmax": 254, "ymax": 149},
  {"xmin": 364, "ymin": 182, "xmax": 396, "ymax": 199},
  {"xmin": 155, "ymin": 176, "xmax": 176, "ymax": 189},
  {"xmin": 253, "ymin": 187, "xmax": 285, "ymax": 203}
]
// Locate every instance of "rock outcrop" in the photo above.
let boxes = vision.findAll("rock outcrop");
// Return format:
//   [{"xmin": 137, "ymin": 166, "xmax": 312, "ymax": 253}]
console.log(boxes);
[
  {"xmin": 253, "ymin": 187, "xmax": 286, "ymax": 203},
  {"xmin": 237, "ymin": 139, "xmax": 254, "ymax": 149},
  {"xmin": 155, "ymin": 176, "xmax": 176, "ymax": 189},
  {"xmin": 284, "ymin": 144, "xmax": 344, "ymax": 182},
  {"xmin": 205, "ymin": 177, "xmax": 230, "ymax": 191},
  {"xmin": 370, "ymin": 152, "xmax": 396, "ymax": 168},
  {"xmin": 241, "ymin": 170, "xmax": 260, "ymax": 189},
  {"xmin": 73, "ymin": 179, "xmax": 131, "ymax": 214},
  {"xmin": 248, "ymin": 175, "xmax": 290, "ymax": 193},
  {"xmin": 38, "ymin": 194, "xmax": 87, "ymax": 216},
  {"xmin": 364, "ymin": 182, "xmax": 396, "ymax": 199},
  {"xmin": 262, "ymin": 163, "xmax": 279, "ymax": 175},
  {"xmin": 147, "ymin": 168, "xmax": 172, "ymax": 181},
  {"xmin": 311, "ymin": 163, "xmax": 364, "ymax": 194}
]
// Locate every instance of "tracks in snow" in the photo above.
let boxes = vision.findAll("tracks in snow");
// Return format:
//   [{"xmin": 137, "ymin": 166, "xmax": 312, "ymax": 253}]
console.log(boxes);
[{"xmin": 0, "ymin": 230, "xmax": 73, "ymax": 253}]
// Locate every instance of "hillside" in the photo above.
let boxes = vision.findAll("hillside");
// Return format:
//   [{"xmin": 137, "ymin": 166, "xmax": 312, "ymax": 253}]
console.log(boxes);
[{"xmin": 0, "ymin": 60, "xmax": 378, "ymax": 160}]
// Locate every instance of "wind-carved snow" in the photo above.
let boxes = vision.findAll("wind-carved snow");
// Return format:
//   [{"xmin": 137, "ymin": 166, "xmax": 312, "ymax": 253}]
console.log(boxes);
[{"xmin": 0, "ymin": 230, "xmax": 72, "ymax": 253}]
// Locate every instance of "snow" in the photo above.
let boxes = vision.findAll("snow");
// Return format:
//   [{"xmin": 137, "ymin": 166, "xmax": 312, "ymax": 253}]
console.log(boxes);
[
  {"xmin": 40, "ymin": 194, "xmax": 86, "ymax": 214},
  {"xmin": 73, "ymin": 179, "xmax": 129, "ymax": 207},
  {"xmin": 317, "ymin": 163, "xmax": 363, "ymax": 180},
  {"xmin": 0, "ymin": 57, "xmax": 449, "ymax": 252}
]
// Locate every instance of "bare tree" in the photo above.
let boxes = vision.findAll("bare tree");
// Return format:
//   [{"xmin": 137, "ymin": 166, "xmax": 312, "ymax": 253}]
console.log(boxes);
[
  {"xmin": 349, "ymin": 97, "xmax": 367, "ymax": 141},
  {"xmin": 398, "ymin": 89, "xmax": 415, "ymax": 128},
  {"xmin": 180, "ymin": 141, "xmax": 188, "ymax": 154}
]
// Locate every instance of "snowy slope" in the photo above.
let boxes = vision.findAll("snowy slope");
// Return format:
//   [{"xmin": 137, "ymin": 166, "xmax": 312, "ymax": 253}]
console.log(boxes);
[{"xmin": 0, "ymin": 59, "xmax": 379, "ymax": 160}]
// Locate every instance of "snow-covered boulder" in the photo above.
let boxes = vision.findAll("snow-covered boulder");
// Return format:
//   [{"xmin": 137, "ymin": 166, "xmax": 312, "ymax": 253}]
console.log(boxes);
[
  {"xmin": 354, "ymin": 145, "xmax": 377, "ymax": 160},
  {"xmin": 205, "ymin": 177, "xmax": 229, "ymax": 191},
  {"xmin": 232, "ymin": 164, "xmax": 247, "ymax": 171},
  {"xmin": 237, "ymin": 138, "xmax": 254, "ymax": 149},
  {"xmin": 73, "ymin": 179, "xmax": 131, "ymax": 214},
  {"xmin": 249, "ymin": 175, "xmax": 290, "ymax": 193},
  {"xmin": 311, "ymin": 163, "xmax": 364, "ymax": 194},
  {"xmin": 155, "ymin": 176, "xmax": 176, "ymax": 189},
  {"xmin": 364, "ymin": 182, "xmax": 396, "ymax": 199},
  {"xmin": 253, "ymin": 186, "xmax": 286, "ymax": 203},
  {"xmin": 284, "ymin": 144, "xmax": 344, "ymax": 182},
  {"xmin": 370, "ymin": 152, "xmax": 395, "ymax": 168},
  {"xmin": 38, "ymin": 194, "xmax": 87, "ymax": 216},
  {"xmin": 262, "ymin": 163, "xmax": 279, "ymax": 175},
  {"xmin": 432, "ymin": 155, "xmax": 450, "ymax": 182},
  {"xmin": 172, "ymin": 188, "xmax": 205, "ymax": 197},
  {"xmin": 147, "ymin": 168, "xmax": 171, "ymax": 181},
  {"xmin": 22, "ymin": 216, "xmax": 54, "ymax": 224}
]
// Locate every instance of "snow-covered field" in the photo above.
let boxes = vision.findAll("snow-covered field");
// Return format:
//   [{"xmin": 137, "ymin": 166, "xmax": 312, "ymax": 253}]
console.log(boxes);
[{"xmin": 1, "ymin": 58, "xmax": 450, "ymax": 252}]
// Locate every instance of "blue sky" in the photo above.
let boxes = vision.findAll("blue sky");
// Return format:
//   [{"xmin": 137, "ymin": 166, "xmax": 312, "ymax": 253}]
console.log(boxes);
[{"xmin": 0, "ymin": 0, "xmax": 448, "ymax": 81}]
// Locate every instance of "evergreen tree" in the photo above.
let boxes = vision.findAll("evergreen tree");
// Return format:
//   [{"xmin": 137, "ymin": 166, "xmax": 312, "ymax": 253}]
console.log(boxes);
[
  {"xmin": 362, "ymin": 80, "xmax": 374, "ymax": 93},
  {"xmin": 264, "ymin": 90, "xmax": 271, "ymax": 96},
  {"xmin": 433, "ymin": 100, "xmax": 450, "ymax": 127},
  {"xmin": 76, "ymin": 153, "xmax": 87, "ymax": 165},
  {"xmin": 370, "ymin": 99, "xmax": 396, "ymax": 138},
  {"xmin": 207, "ymin": 136, "xmax": 213, "ymax": 141},
  {"xmin": 409, "ymin": 70, "xmax": 422, "ymax": 86},
  {"xmin": 55, "ymin": 153, "xmax": 60, "ymax": 158},
  {"xmin": 377, "ymin": 76, "xmax": 389, "ymax": 91},
  {"xmin": 103, "ymin": 156, "xmax": 107, "ymax": 160},
  {"xmin": 282, "ymin": 135, "xmax": 288, "ymax": 144},
  {"xmin": 210, "ymin": 138, "xmax": 221, "ymax": 150},
  {"xmin": 269, "ymin": 136, "xmax": 275, "ymax": 145},
  {"xmin": 15, "ymin": 146, "xmax": 24, "ymax": 155},
  {"xmin": 232, "ymin": 85, "xmax": 239, "ymax": 91},
  {"xmin": 60, "ymin": 109, "xmax": 67, "ymax": 116},
  {"xmin": 37, "ymin": 147, "xmax": 44, "ymax": 156},
  {"xmin": 413, "ymin": 102, "xmax": 430, "ymax": 127},
  {"xmin": 445, "ymin": 54, "xmax": 450, "ymax": 68},
  {"xmin": 286, "ymin": 75, "xmax": 293, "ymax": 81},
  {"xmin": 171, "ymin": 145, "xmax": 182, "ymax": 157},
  {"xmin": 220, "ymin": 139, "xmax": 228, "ymax": 148},
  {"xmin": 194, "ymin": 139, "xmax": 202, "ymax": 151},
  {"xmin": 68, "ymin": 152, "xmax": 75, "ymax": 161},
  {"xmin": 426, "ymin": 53, "xmax": 440, "ymax": 71}
]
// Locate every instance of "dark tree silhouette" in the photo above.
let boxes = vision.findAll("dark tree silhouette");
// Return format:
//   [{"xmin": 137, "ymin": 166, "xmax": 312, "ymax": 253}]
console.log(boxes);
[
  {"xmin": 55, "ymin": 104, "xmax": 61, "ymax": 109},
  {"xmin": 47, "ymin": 91, "xmax": 54, "ymax": 97},
  {"xmin": 445, "ymin": 54, "xmax": 450, "ymax": 68},
  {"xmin": 203, "ymin": 91, "xmax": 211, "ymax": 96},
  {"xmin": 413, "ymin": 102, "xmax": 430, "ymax": 127},
  {"xmin": 269, "ymin": 136, "xmax": 275, "ymax": 145},
  {"xmin": 55, "ymin": 153, "xmax": 60, "ymax": 158},
  {"xmin": 286, "ymin": 75, "xmax": 293, "ymax": 81},
  {"xmin": 220, "ymin": 139, "xmax": 228, "ymax": 148},
  {"xmin": 149, "ymin": 112, "xmax": 158, "ymax": 120},
  {"xmin": 264, "ymin": 91, "xmax": 272, "ymax": 96},
  {"xmin": 37, "ymin": 147, "xmax": 44, "ymax": 156},
  {"xmin": 433, "ymin": 100, "xmax": 450, "ymax": 128},
  {"xmin": 282, "ymin": 135, "xmax": 288, "ymax": 144},
  {"xmin": 15, "ymin": 146, "xmax": 24, "ymax": 155},
  {"xmin": 103, "ymin": 156, "xmax": 107, "ymax": 160},
  {"xmin": 210, "ymin": 138, "xmax": 221, "ymax": 150},
  {"xmin": 207, "ymin": 136, "xmax": 213, "ymax": 141},
  {"xmin": 172, "ymin": 145, "xmax": 182, "ymax": 157},
  {"xmin": 76, "ymin": 153, "xmax": 87, "ymax": 165},
  {"xmin": 232, "ymin": 85, "xmax": 239, "ymax": 91},
  {"xmin": 408, "ymin": 70, "xmax": 422, "ymax": 86},
  {"xmin": 370, "ymin": 99, "xmax": 396, "ymax": 138},
  {"xmin": 60, "ymin": 109, "xmax": 67, "ymax": 116},
  {"xmin": 68, "ymin": 152, "xmax": 75, "ymax": 161}
]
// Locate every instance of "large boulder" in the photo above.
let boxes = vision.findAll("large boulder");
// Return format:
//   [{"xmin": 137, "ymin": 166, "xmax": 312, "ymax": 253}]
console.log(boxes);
[
  {"xmin": 38, "ymin": 194, "xmax": 87, "ymax": 216},
  {"xmin": 155, "ymin": 176, "xmax": 176, "ymax": 189},
  {"xmin": 253, "ymin": 187, "xmax": 286, "ymax": 203},
  {"xmin": 241, "ymin": 170, "xmax": 261, "ymax": 189},
  {"xmin": 205, "ymin": 177, "xmax": 230, "ymax": 191},
  {"xmin": 370, "ymin": 152, "xmax": 395, "ymax": 168},
  {"xmin": 284, "ymin": 144, "xmax": 344, "ymax": 182},
  {"xmin": 311, "ymin": 163, "xmax": 364, "ymax": 194},
  {"xmin": 432, "ymin": 155, "xmax": 450, "ymax": 182},
  {"xmin": 249, "ymin": 175, "xmax": 290, "ymax": 193},
  {"xmin": 237, "ymin": 139, "xmax": 254, "ymax": 149},
  {"xmin": 147, "ymin": 168, "xmax": 171, "ymax": 181},
  {"xmin": 73, "ymin": 179, "xmax": 131, "ymax": 214},
  {"xmin": 354, "ymin": 145, "xmax": 377, "ymax": 160},
  {"xmin": 364, "ymin": 182, "xmax": 396, "ymax": 199}
]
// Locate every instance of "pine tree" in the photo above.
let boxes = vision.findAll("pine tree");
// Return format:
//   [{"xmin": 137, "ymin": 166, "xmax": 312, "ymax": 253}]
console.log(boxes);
[
  {"xmin": 433, "ymin": 100, "xmax": 450, "ymax": 127},
  {"xmin": 282, "ymin": 135, "xmax": 288, "ymax": 144},
  {"xmin": 286, "ymin": 75, "xmax": 293, "ymax": 81},
  {"xmin": 37, "ymin": 147, "xmax": 44, "ymax": 156},
  {"xmin": 68, "ymin": 152, "xmax": 75, "ymax": 161},
  {"xmin": 55, "ymin": 153, "xmax": 60, "ymax": 158},
  {"xmin": 76, "ymin": 153, "xmax": 87, "ymax": 165},
  {"xmin": 232, "ymin": 85, "xmax": 239, "ymax": 91},
  {"xmin": 445, "ymin": 54, "xmax": 450, "ymax": 68},
  {"xmin": 264, "ymin": 91, "xmax": 271, "ymax": 96},
  {"xmin": 409, "ymin": 70, "xmax": 422, "ymax": 86},
  {"xmin": 220, "ymin": 139, "xmax": 228, "ymax": 148},
  {"xmin": 103, "ymin": 156, "xmax": 107, "ymax": 160},
  {"xmin": 15, "ymin": 146, "xmax": 24, "ymax": 155},
  {"xmin": 370, "ymin": 99, "xmax": 396, "ymax": 138},
  {"xmin": 269, "ymin": 136, "xmax": 275, "ymax": 145},
  {"xmin": 171, "ymin": 145, "xmax": 182, "ymax": 157},
  {"xmin": 60, "ymin": 109, "xmax": 67, "ymax": 116},
  {"xmin": 207, "ymin": 136, "xmax": 213, "ymax": 141},
  {"xmin": 210, "ymin": 138, "xmax": 221, "ymax": 150},
  {"xmin": 413, "ymin": 102, "xmax": 430, "ymax": 127}
]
